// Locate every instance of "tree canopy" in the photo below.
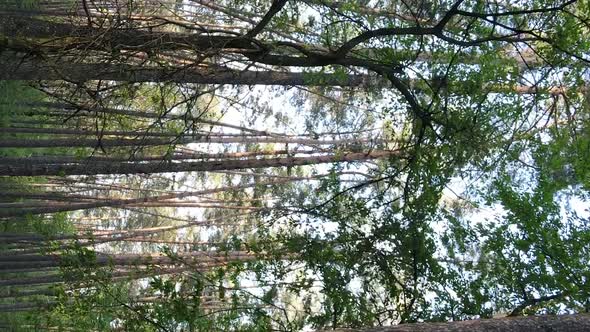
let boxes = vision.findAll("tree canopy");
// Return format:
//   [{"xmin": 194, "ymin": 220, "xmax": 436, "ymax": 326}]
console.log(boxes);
[{"xmin": 1, "ymin": 0, "xmax": 590, "ymax": 331}]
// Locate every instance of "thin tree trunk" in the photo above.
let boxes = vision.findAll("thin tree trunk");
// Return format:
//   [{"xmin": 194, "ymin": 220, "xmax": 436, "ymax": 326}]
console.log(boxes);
[
  {"xmin": 0, "ymin": 265, "xmax": 191, "ymax": 286},
  {"xmin": 1, "ymin": 126, "xmax": 292, "ymax": 139},
  {"xmin": 0, "ymin": 302, "xmax": 49, "ymax": 312},
  {"xmin": 0, "ymin": 149, "xmax": 318, "ymax": 164},
  {"xmin": 0, "ymin": 251, "xmax": 255, "ymax": 271},
  {"xmin": 0, "ymin": 135, "xmax": 376, "ymax": 148},
  {"xmin": 128, "ymin": 202, "xmax": 263, "ymax": 209},
  {"xmin": 0, "ymin": 171, "xmax": 351, "ymax": 216},
  {"xmin": 0, "ymin": 288, "xmax": 57, "ymax": 299},
  {"xmin": 9, "ymin": 101, "xmax": 289, "ymax": 136},
  {"xmin": 0, "ymin": 150, "xmax": 397, "ymax": 177}
]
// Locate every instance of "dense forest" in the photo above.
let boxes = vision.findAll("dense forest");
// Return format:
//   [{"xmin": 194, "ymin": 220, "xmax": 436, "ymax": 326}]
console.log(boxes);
[{"xmin": 1, "ymin": 0, "xmax": 590, "ymax": 330}]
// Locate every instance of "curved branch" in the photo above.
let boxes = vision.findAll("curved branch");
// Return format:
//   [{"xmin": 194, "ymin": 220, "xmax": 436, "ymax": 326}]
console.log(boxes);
[
  {"xmin": 455, "ymin": 0, "xmax": 576, "ymax": 19},
  {"xmin": 334, "ymin": 26, "xmax": 435, "ymax": 58},
  {"xmin": 245, "ymin": 0, "xmax": 289, "ymax": 38},
  {"xmin": 333, "ymin": 0, "xmax": 466, "ymax": 57}
]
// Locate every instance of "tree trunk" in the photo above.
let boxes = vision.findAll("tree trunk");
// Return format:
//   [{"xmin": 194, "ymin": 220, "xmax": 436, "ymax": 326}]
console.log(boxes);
[
  {"xmin": 0, "ymin": 55, "xmax": 571, "ymax": 95},
  {"xmin": 327, "ymin": 314, "xmax": 590, "ymax": 332},
  {"xmin": 0, "ymin": 136, "xmax": 377, "ymax": 148},
  {"xmin": 0, "ymin": 149, "xmax": 318, "ymax": 164},
  {"xmin": 0, "ymin": 251, "xmax": 255, "ymax": 271},
  {"xmin": 7, "ymin": 101, "xmax": 290, "ymax": 136},
  {"xmin": 0, "ymin": 171, "xmax": 363, "ymax": 216},
  {"xmin": 1, "ymin": 16, "xmax": 256, "ymax": 51},
  {"xmin": 0, "ymin": 55, "xmax": 373, "ymax": 86},
  {"xmin": 0, "ymin": 150, "xmax": 397, "ymax": 177}
]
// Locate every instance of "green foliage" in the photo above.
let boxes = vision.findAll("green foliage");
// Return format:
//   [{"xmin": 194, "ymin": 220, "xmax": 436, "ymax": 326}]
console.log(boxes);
[{"xmin": 2, "ymin": 0, "xmax": 590, "ymax": 330}]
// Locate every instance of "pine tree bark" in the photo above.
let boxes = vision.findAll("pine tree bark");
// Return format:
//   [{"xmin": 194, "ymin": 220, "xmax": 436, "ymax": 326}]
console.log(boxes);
[
  {"xmin": 0, "ymin": 149, "xmax": 317, "ymax": 164},
  {"xmin": 0, "ymin": 150, "xmax": 397, "ymax": 177},
  {"xmin": 1, "ymin": 16, "xmax": 256, "ymax": 51},
  {"xmin": 0, "ymin": 136, "xmax": 376, "ymax": 148},
  {"xmin": 0, "ymin": 56, "xmax": 569, "ymax": 94},
  {"xmin": 327, "ymin": 314, "xmax": 590, "ymax": 332},
  {"xmin": 0, "ymin": 55, "xmax": 373, "ymax": 86},
  {"xmin": 0, "ymin": 251, "xmax": 255, "ymax": 271}
]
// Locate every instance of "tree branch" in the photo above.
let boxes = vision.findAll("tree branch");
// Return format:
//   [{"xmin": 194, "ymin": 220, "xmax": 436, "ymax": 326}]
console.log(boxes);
[
  {"xmin": 508, "ymin": 292, "xmax": 567, "ymax": 317},
  {"xmin": 245, "ymin": 0, "xmax": 289, "ymax": 38}
]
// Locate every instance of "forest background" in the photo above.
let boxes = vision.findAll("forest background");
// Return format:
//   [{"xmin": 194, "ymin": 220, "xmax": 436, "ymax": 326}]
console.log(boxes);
[{"xmin": 1, "ymin": 0, "xmax": 590, "ymax": 330}]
